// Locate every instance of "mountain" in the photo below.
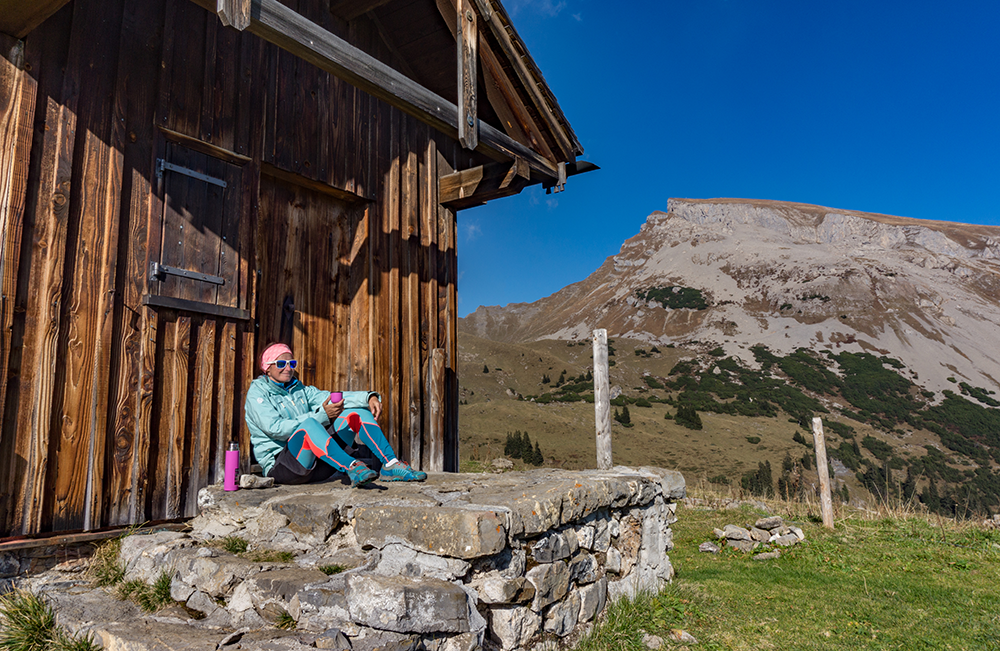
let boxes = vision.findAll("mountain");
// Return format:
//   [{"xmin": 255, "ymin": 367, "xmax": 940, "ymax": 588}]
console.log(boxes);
[
  {"xmin": 461, "ymin": 198, "xmax": 1000, "ymax": 396},
  {"xmin": 457, "ymin": 199, "xmax": 1000, "ymax": 515}
]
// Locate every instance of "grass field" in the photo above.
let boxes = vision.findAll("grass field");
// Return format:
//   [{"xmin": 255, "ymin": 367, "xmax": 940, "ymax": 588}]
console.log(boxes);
[{"xmin": 575, "ymin": 493, "xmax": 1000, "ymax": 650}]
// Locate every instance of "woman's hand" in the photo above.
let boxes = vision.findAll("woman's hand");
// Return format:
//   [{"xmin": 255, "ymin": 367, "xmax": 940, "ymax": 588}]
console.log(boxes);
[
  {"xmin": 323, "ymin": 396, "xmax": 344, "ymax": 420},
  {"xmin": 369, "ymin": 396, "xmax": 382, "ymax": 421}
]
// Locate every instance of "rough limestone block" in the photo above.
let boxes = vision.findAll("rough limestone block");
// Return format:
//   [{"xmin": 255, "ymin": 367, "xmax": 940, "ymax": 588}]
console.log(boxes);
[
  {"xmin": 576, "ymin": 525, "xmax": 596, "ymax": 550},
  {"xmin": 346, "ymin": 574, "xmax": 474, "ymax": 633},
  {"xmin": 269, "ymin": 497, "xmax": 340, "ymax": 545},
  {"xmin": 723, "ymin": 524, "xmax": 751, "ymax": 541},
  {"xmin": 489, "ymin": 606, "xmax": 541, "ymax": 650},
  {"xmin": 568, "ymin": 552, "xmax": 599, "ymax": 586},
  {"xmin": 172, "ymin": 552, "xmax": 261, "ymax": 598},
  {"xmin": 373, "ymin": 543, "xmax": 471, "ymax": 581},
  {"xmin": 170, "ymin": 577, "xmax": 195, "ymax": 603},
  {"xmin": 119, "ymin": 532, "xmax": 192, "ymax": 579},
  {"xmin": 577, "ymin": 576, "xmax": 608, "ymax": 622},
  {"xmin": 314, "ymin": 629, "xmax": 351, "ymax": 650},
  {"xmin": 354, "ymin": 506, "xmax": 506, "ymax": 560},
  {"xmin": 699, "ymin": 542, "xmax": 720, "ymax": 553},
  {"xmin": 592, "ymin": 516, "xmax": 612, "ymax": 552},
  {"xmin": 616, "ymin": 518, "xmax": 642, "ymax": 577},
  {"xmin": 0, "ymin": 553, "xmax": 20, "ymax": 578},
  {"xmin": 750, "ymin": 527, "xmax": 771, "ymax": 543},
  {"xmin": 755, "ymin": 516, "xmax": 783, "ymax": 530},
  {"xmin": 439, "ymin": 631, "xmax": 484, "ymax": 651},
  {"xmin": 531, "ymin": 532, "xmax": 572, "ymax": 563},
  {"xmin": 637, "ymin": 467, "xmax": 686, "ymax": 501},
  {"xmin": 186, "ymin": 590, "xmax": 220, "ymax": 617},
  {"xmin": 244, "ymin": 508, "xmax": 289, "ymax": 542},
  {"xmin": 91, "ymin": 620, "xmax": 223, "ymax": 651},
  {"xmin": 727, "ymin": 539, "xmax": 755, "ymax": 553},
  {"xmin": 773, "ymin": 534, "xmax": 799, "ymax": 547},
  {"xmin": 563, "ymin": 529, "xmax": 580, "ymax": 555},
  {"xmin": 470, "ymin": 576, "xmax": 535, "ymax": 605},
  {"xmin": 525, "ymin": 561, "xmax": 570, "ymax": 612},
  {"xmin": 605, "ymin": 546, "xmax": 622, "ymax": 574},
  {"xmin": 789, "ymin": 526, "xmax": 805, "ymax": 541},
  {"xmin": 246, "ymin": 568, "xmax": 331, "ymax": 605},
  {"xmin": 543, "ymin": 593, "xmax": 580, "ymax": 637},
  {"xmin": 288, "ymin": 576, "xmax": 351, "ymax": 631}
]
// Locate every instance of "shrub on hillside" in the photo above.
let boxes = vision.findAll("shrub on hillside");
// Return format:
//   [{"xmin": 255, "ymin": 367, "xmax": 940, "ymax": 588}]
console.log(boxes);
[{"xmin": 675, "ymin": 405, "xmax": 702, "ymax": 430}]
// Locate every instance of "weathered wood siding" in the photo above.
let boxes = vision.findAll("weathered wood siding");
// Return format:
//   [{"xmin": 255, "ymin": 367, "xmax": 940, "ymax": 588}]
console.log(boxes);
[{"xmin": 0, "ymin": 0, "xmax": 470, "ymax": 537}]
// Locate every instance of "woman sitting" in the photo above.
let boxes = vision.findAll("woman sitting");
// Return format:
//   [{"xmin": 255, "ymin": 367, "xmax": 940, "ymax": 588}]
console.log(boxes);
[{"xmin": 244, "ymin": 343, "xmax": 426, "ymax": 486}]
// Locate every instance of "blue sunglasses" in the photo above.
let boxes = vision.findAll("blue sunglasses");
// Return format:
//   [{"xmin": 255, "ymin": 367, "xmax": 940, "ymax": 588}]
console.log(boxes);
[{"xmin": 273, "ymin": 359, "xmax": 297, "ymax": 370}]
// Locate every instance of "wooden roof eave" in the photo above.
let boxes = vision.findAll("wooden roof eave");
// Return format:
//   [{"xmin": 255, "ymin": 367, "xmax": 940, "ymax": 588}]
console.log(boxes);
[
  {"xmin": 470, "ymin": 0, "xmax": 584, "ymax": 159},
  {"xmin": 189, "ymin": 0, "xmax": 560, "ymax": 181},
  {"xmin": 0, "ymin": 0, "xmax": 72, "ymax": 39}
]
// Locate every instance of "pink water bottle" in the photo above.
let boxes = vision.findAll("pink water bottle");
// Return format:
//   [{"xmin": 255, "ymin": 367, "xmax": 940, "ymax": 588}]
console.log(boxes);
[{"xmin": 224, "ymin": 441, "xmax": 240, "ymax": 491}]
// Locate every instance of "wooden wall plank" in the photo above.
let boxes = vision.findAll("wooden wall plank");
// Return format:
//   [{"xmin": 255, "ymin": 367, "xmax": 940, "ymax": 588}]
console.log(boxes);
[
  {"xmin": 427, "ymin": 347, "xmax": 445, "ymax": 472},
  {"xmin": 187, "ymin": 318, "xmax": 215, "ymax": 515},
  {"xmin": 213, "ymin": 320, "xmax": 236, "ymax": 483},
  {"xmin": 0, "ymin": 34, "xmax": 38, "ymax": 532},
  {"xmin": 161, "ymin": 314, "xmax": 190, "ymax": 519},
  {"xmin": 51, "ymin": 0, "xmax": 126, "ymax": 532},
  {"xmin": 0, "ymin": 35, "xmax": 36, "ymax": 446},
  {"xmin": 419, "ymin": 123, "xmax": 438, "ymax": 471},
  {"xmin": 384, "ymin": 106, "xmax": 401, "ymax": 453},
  {"xmin": 105, "ymin": 0, "xmax": 167, "ymax": 527},
  {"xmin": 13, "ymin": 85, "xmax": 78, "ymax": 535},
  {"xmin": 401, "ymin": 115, "xmax": 420, "ymax": 468}
]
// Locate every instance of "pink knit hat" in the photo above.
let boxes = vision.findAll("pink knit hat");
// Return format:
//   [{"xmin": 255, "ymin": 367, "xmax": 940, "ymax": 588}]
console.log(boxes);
[{"xmin": 260, "ymin": 343, "xmax": 292, "ymax": 371}]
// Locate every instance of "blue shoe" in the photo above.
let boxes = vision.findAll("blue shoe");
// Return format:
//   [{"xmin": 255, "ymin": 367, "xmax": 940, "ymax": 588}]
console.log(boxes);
[
  {"xmin": 379, "ymin": 462, "xmax": 427, "ymax": 482},
  {"xmin": 347, "ymin": 463, "xmax": 377, "ymax": 487}
]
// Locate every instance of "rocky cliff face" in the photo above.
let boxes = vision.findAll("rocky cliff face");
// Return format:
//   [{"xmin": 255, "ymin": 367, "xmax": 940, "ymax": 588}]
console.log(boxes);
[{"xmin": 460, "ymin": 198, "xmax": 1000, "ymax": 394}]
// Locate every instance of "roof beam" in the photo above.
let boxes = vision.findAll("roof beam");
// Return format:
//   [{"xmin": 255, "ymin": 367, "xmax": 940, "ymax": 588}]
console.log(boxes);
[
  {"xmin": 457, "ymin": 0, "xmax": 478, "ymax": 150},
  {"xmin": 189, "ymin": 0, "xmax": 558, "ymax": 179},
  {"xmin": 469, "ymin": 0, "xmax": 579, "ymax": 159},
  {"xmin": 439, "ymin": 158, "xmax": 531, "ymax": 210},
  {"xmin": 0, "ymin": 0, "xmax": 71, "ymax": 39}
]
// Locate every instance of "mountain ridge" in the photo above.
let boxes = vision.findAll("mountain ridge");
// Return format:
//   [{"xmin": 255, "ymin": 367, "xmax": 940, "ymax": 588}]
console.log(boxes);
[{"xmin": 460, "ymin": 198, "xmax": 1000, "ymax": 397}]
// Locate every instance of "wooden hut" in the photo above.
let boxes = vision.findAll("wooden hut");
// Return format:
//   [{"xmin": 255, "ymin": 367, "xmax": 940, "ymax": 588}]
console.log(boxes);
[{"xmin": 0, "ymin": 0, "xmax": 588, "ymax": 537}]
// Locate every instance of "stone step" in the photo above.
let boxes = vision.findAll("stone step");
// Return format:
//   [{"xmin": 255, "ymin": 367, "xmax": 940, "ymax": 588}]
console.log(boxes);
[{"xmin": 20, "ymin": 467, "xmax": 684, "ymax": 651}]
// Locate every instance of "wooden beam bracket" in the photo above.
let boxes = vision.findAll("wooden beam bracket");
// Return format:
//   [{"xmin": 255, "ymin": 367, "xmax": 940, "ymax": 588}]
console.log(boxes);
[
  {"xmin": 439, "ymin": 158, "xmax": 530, "ymax": 210},
  {"xmin": 217, "ymin": 0, "xmax": 251, "ymax": 31}
]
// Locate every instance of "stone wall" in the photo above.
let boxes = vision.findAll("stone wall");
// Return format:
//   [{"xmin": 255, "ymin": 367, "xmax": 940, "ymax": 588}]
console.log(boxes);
[{"xmin": 23, "ymin": 467, "xmax": 683, "ymax": 651}]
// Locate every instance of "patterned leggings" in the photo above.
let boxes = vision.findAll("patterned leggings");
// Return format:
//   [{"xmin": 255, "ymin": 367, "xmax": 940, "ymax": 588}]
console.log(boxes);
[{"xmin": 286, "ymin": 411, "xmax": 396, "ymax": 472}]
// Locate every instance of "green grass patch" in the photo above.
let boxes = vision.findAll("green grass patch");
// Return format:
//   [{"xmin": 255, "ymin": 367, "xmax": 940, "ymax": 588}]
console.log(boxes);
[
  {"xmin": 275, "ymin": 610, "xmax": 296, "ymax": 630},
  {"xmin": 581, "ymin": 503, "xmax": 1000, "ymax": 650},
  {"xmin": 116, "ymin": 570, "xmax": 174, "ymax": 613},
  {"xmin": 319, "ymin": 564, "xmax": 347, "ymax": 575},
  {"xmin": 0, "ymin": 589, "xmax": 100, "ymax": 651}
]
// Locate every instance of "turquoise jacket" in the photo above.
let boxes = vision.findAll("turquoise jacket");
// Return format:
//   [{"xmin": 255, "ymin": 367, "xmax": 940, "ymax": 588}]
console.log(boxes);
[{"xmin": 244, "ymin": 374, "xmax": 379, "ymax": 476}]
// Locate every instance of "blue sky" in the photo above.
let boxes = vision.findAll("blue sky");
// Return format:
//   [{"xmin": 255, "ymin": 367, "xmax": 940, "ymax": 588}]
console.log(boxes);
[{"xmin": 456, "ymin": 0, "xmax": 1000, "ymax": 317}]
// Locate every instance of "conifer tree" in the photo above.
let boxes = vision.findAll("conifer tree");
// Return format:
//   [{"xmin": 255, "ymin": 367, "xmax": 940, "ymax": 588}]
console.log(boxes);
[
  {"xmin": 521, "ymin": 433, "xmax": 534, "ymax": 464},
  {"xmin": 532, "ymin": 441, "xmax": 543, "ymax": 466},
  {"xmin": 483, "ymin": 364, "xmax": 489, "ymax": 373}
]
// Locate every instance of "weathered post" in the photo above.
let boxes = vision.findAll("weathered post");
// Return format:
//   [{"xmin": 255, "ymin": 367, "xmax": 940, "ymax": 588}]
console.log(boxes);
[
  {"xmin": 811, "ymin": 417, "xmax": 834, "ymax": 529},
  {"xmin": 593, "ymin": 329, "xmax": 612, "ymax": 470}
]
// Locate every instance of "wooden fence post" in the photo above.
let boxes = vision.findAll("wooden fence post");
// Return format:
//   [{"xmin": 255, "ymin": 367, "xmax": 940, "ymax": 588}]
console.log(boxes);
[
  {"xmin": 811, "ymin": 417, "xmax": 834, "ymax": 529},
  {"xmin": 593, "ymin": 329, "xmax": 612, "ymax": 470}
]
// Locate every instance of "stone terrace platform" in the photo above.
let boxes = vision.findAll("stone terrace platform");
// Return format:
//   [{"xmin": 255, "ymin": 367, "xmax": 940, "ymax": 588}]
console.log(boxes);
[{"xmin": 25, "ymin": 467, "xmax": 685, "ymax": 651}]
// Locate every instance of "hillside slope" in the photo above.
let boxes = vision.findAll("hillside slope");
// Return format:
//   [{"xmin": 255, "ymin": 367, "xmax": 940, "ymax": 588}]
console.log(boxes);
[
  {"xmin": 461, "ymin": 198, "xmax": 1000, "ymax": 396},
  {"xmin": 457, "ymin": 199, "xmax": 1000, "ymax": 515}
]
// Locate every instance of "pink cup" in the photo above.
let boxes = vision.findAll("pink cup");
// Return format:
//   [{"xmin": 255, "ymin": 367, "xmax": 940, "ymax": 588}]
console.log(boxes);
[{"xmin": 329, "ymin": 391, "xmax": 343, "ymax": 403}]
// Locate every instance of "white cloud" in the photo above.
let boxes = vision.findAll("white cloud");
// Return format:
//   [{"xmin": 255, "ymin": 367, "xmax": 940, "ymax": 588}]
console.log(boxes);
[
  {"xmin": 462, "ymin": 222, "xmax": 483, "ymax": 241},
  {"xmin": 508, "ymin": 0, "xmax": 567, "ymax": 18},
  {"xmin": 572, "ymin": 12, "xmax": 582, "ymax": 21},
  {"xmin": 546, "ymin": 198, "xmax": 559, "ymax": 210}
]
